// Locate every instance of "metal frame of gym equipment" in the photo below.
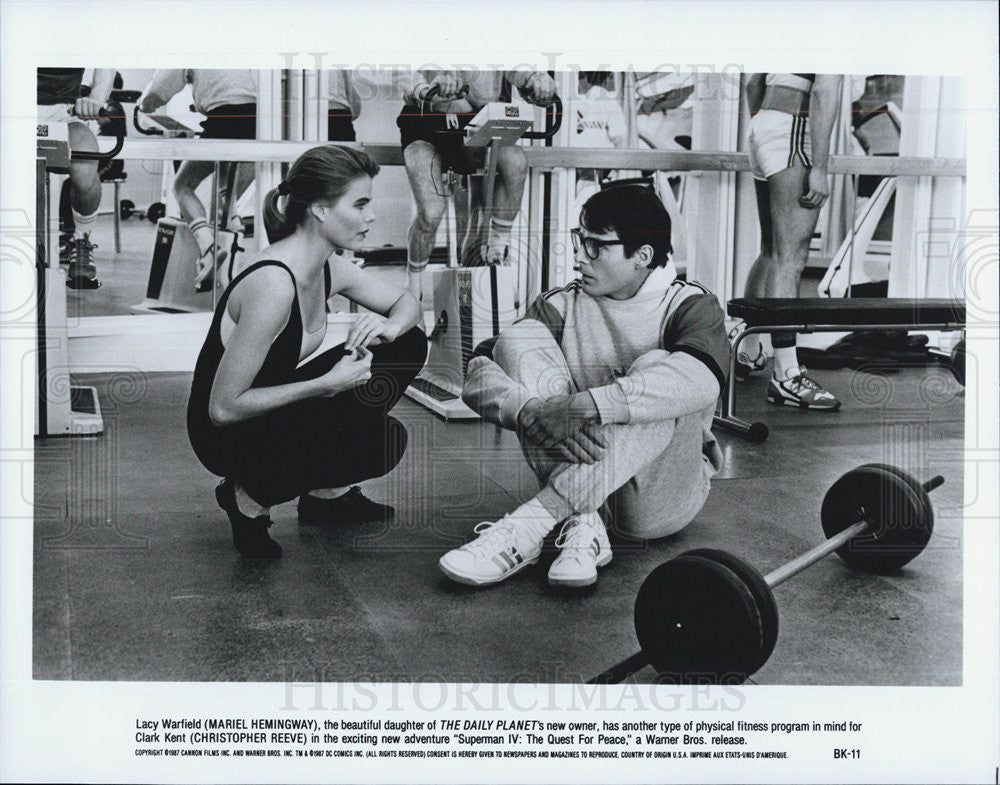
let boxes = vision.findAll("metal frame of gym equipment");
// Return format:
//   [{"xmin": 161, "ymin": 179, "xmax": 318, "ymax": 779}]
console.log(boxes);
[
  {"xmin": 36, "ymin": 116, "xmax": 124, "ymax": 436},
  {"xmin": 88, "ymin": 138, "xmax": 965, "ymax": 390},
  {"xmin": 401, "ymin": 88, "xmax": 564, "ymax": 420},
  {"xmin": 715, "ymin": 303, "xmax": 967, "ymax": 443}
]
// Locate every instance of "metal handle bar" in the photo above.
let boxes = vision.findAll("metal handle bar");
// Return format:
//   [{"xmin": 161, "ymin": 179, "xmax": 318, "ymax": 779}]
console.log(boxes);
[
  {"xmin": 70, "ymin": 107, "xmax": 125, "ymax": 161},
  {"xmin": 133, "ymin": 104, "xmax": 164, "ymax": 136}
]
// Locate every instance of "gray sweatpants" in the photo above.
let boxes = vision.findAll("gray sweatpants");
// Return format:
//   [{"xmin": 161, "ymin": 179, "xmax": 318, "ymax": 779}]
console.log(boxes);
[{"xmin": 493, "ymin": 320, "xmax": 714, "ymax": 540}]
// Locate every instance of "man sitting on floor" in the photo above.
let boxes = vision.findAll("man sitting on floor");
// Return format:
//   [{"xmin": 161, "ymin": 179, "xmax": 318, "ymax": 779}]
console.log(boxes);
[{"xmin": 440, "ymin": 184, "xmax": 730, "ymax": 588}]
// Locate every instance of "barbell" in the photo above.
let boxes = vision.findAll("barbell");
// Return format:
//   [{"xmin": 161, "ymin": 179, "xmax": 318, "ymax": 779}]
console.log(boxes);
[{"xmin": 588, "ymin": 463, "xmax": 944, "ymax": 685}]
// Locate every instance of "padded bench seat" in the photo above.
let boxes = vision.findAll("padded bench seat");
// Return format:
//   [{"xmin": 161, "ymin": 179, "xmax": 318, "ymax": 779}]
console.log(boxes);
[
  {"xmin": 728, "ymin": 297, "xmax": 965, "ymax": 328},
  {"xmin": 716, "ymin": 297, "xmax": 967, "ymax": 442}
]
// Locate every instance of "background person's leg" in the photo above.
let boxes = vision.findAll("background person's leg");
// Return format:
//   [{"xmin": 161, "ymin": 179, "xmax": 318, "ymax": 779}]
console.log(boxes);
[
  {"xmin": 763, "ymin": 163, "xmax": 840, "ymax": 409},
  {"xmin": 765, "ymin": 162, "xmax": 820, "ymax": 367},
  {"xmin": 402, "ymin": 141, "xmax": 446, "ymax": 299},
  {"xmin": 172, "ymin": 159, "xmax": 215, "ymax": 225},
  {"xmin": 65, "ymin": 122, "xmax": 102, "ymax": 288},
  {"xmin": 482, "ymin": 145, "xmax": 528, "ymax": 264},
  {"xmin": 736, "ymin": 177, "xmax": 776, "ymax": 374}
]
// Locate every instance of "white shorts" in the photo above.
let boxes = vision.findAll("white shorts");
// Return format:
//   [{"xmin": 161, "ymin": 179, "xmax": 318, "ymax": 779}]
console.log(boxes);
[{"xmin": 747, "ymin": 109, "xmax": 812, "ymax": 181}]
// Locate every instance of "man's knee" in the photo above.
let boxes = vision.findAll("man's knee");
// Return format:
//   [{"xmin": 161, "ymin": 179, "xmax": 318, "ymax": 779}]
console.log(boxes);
[
  {"xmin": 494, "ymin": 319, "xmax": 563, "ymax": 372},
  {"xmin": 498, "ymin": 146, "xmax": 528, "ymax": 181},
  {"xmin": 67, "ymin": 122, "xmax": 98, "ymax": 153},
  {"xmin": 773, "ymin": 241, "xmax": 811, "ymax": 269}
]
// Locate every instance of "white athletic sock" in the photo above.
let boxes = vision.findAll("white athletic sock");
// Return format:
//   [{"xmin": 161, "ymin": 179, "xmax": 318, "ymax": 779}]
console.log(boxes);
[
  {"xmin": 773, "ymin": 347, "xmax": 800, "ymax": 380},
  {"xmin": 485, "ymin": 217, "xmax": 514, "ymax": 261},
  {"xmin": 71, "ymin": 209, "xmax": 97, "ymax": 240},
  {"xmin": 305, "ymin": 486, "xmax": 350, "ymax": 500},
  {"xmin": 407, "ymin": 258, "xmax": 428, "ymax": 301},
  {"xmin": 506, "ymin": 496, "xmax": 558, "ymax": 543},
  {"xmin": 189, "ymin": 219, "xmax": 214, "ymax": 255}
]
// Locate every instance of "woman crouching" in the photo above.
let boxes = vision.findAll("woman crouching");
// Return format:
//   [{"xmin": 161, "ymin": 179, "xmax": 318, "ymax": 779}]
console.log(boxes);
[{"xmin": 187, "ymin": 145, "xmax": 427, "ymax": 557}]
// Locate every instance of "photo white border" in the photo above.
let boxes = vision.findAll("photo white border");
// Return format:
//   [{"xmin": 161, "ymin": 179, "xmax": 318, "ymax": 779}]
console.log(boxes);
[{"xmin": 2, "ymin": 1, "xmax": 998, "ymax": 782}]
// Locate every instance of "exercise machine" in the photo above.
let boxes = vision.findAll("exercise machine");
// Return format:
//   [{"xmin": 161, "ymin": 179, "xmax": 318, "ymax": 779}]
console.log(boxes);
[
  {"xmin": 406, "ymin": 89, "xmax": 562, "ymax": 420},
  {"xmin": 36, "ymin": 111, "xmax": 124, "ymax": 436},
  {"xmin": 131, "ymin": 105, "xmax": 245, "ymax": 314}
]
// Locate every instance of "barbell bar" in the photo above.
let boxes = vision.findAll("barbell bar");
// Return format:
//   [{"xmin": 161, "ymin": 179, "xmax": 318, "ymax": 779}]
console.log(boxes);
[{"xmin": 588, "ymin": 464, "xmax": 943, "ymax": 685}]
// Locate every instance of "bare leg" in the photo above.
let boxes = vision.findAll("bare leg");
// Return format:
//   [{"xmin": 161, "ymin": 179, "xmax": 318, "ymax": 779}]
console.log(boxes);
[
  {"xmin": 66, "ymin": 122, "xmax": 101, "ymax": 216},
  {"xmin": 64, "ymin": 123, "xmax": 103, "ymax": 288},
  {"xmin": 737, "ymin": 178, "xmax": 777, "ymax": 365},
  {"xmin": 743, "ymin": 178, "xmax": 774, "ymax": 298},
  {"xmin": 402, "ymin": 141, "xmax": 446, "ymax": 300},
  {"xmin": 481, "ymin": 145, "xmax": 528, "ymax": 264},
  {"xmin": 173, "ymin": 159, "xmax": 215, "ymax": 224},
  {"xmin": 765, "ymin": 162, "xmax": 822, "ymax": 377}
]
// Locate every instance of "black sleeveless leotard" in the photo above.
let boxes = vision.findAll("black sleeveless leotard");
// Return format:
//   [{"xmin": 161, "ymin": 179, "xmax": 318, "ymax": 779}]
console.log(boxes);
[{"xmin": 186, "ymin": 260, "xmax": 427, "ymax": 506}]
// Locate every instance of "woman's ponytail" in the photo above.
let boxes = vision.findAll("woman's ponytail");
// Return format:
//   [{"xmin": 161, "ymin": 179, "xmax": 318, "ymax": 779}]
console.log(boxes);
[
  {"xmin": 260, "ymin": 145, "xmax": 380, "ymax": 244},
  {"xmin": 263, "ymin": 186, "xmax": 296, "ymax": 243}
]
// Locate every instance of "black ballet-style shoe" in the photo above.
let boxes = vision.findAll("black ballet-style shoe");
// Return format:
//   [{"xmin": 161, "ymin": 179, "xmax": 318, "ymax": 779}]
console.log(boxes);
[
  {"xmin": 215, "ymin": 479, "xmax": 283, "ymax": 558},
  {"xmin": 297, "ymin": 487, "xmax": 395, "ymax": 524}
]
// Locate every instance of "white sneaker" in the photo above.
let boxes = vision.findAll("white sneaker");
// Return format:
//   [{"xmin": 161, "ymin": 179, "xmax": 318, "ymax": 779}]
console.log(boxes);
[
  {"xmin": 547, "ymin": 513, "xmax": 612, "ymax": 588},
  {"xmin": 439, "ymin": 516, "xmax": 542, "ymax": 586}
]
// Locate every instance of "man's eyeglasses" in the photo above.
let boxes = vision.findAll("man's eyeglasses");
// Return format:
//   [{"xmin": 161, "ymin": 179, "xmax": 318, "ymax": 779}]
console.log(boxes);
[{"xmin": 571, "ymin": 228, "xmax": 625, "ymax": 260}]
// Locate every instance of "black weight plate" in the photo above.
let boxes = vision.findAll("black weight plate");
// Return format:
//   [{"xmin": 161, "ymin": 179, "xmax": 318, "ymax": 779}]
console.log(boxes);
[
  {"xmin": 821, "ymin": 465, "xmax": 929, "ymax": 573},
  {"xmin": 859, "ymin": 463, "xmax": 935, "ymax": 547},
  {"xmin": 684, "ymin": 548, "xmax": 779, "ymax": 673},
  {"xmin": 147, "ymin": 202, "xmax": 166, "ymax": 223},
  {"xmin": 634, "ymin": 554, "xmax": 764, "ymax": 684}
]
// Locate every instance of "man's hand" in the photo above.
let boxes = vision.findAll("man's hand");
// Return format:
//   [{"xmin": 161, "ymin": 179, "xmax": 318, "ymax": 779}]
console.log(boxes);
[
  {"xmin": 74, "ymin": 96, "xmax": 104, "ymax": 121},
  {"xmin": 517, "ymin": 395, "xmax": 607, "ymax": 464},
  {"xmin": 523, "ymin": 73, "xmax": 557, "ymax": 106},
  {"xmin": 800, "ymin": 167, "xmax": 831, "ymax": 209},
  {"xmin": 421, "ymin": 74, "xmax": 463, "ymax": 101}
]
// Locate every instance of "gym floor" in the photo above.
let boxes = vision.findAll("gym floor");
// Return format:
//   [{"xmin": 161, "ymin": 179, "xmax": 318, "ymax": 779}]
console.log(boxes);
[{"xmin": 36, "ymin": 217, "xmax": 965, "ymax": 686}]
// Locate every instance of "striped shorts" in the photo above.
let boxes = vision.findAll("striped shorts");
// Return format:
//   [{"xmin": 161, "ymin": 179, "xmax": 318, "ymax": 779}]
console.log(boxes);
[{"xmin": 746, "ymin": 109, "xmax": 812, "ymax": 181}]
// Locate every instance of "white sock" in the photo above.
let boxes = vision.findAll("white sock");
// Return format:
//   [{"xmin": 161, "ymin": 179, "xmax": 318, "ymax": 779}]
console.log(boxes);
[
  {"xmin": 406, "ymin": 259, "xmax": 428, "ymax": 300},
  {"xmin": 507, "ymin": 497, "xmax": 558, "ymax": 542},
  {"xmin": 235, "ymin": 483, "xmax": 269, "ymax": 518},
  {"xmin": 189, "ymin": 219, "xmax": 214, "ymax": 255},
  {"xmin": 773, "ymin": 347, "xmax": 800, "ymax": 380},
  {"xmin": 738, "ymin": 333, "xmax": 761, "ymax": 361},
  {"xmin": 71, "ymin": 209, "xmax": 97, "ymax": 240},
  {"xmin": 485, "ymin": 217, "xmax": 514, "ymax": 260},
  {"xmin": 306, "ymin": 486, "xmax": 350, "ymax": 500}
]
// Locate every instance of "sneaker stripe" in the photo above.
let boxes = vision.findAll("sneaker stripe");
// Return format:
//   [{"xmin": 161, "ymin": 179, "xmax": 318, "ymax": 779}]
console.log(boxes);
[{"xmin": 492, "ymin": 554, "xmax": 510, "ymax": 572}]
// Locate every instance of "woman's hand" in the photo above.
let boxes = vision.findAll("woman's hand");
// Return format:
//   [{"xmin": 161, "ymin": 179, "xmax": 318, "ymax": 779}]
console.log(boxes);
[
  {"xmin": 345, "ymin": 313, "xmax": 399, "ymax": 351},
  {"xmin": 318, "ymin": 347, "xmax": 373, "ymax": 395}
]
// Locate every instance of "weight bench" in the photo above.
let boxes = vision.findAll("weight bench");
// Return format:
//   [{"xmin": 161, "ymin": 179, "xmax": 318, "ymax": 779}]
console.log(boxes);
[{"xmin": 714, "ymin": 297, "xmax": 966, "ymax": 442}]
